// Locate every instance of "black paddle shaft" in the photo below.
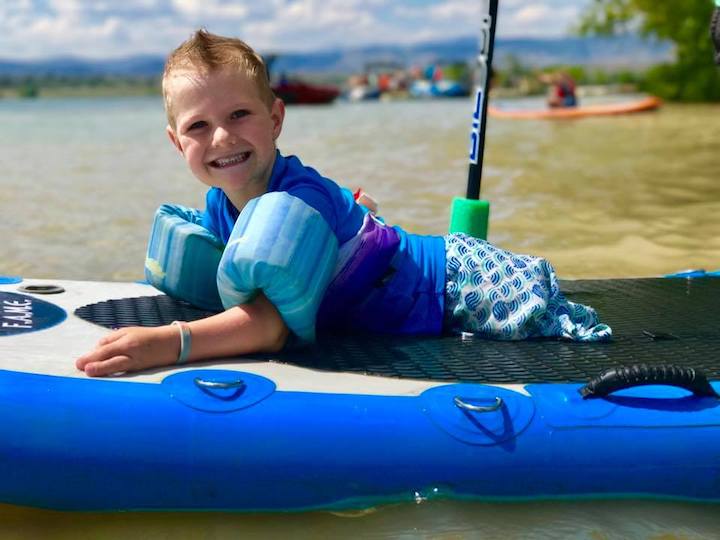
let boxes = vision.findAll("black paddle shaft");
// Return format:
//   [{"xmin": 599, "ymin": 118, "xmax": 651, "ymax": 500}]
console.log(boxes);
[{"xmin": 466, "ymin": 0, "xmax": 499, "ymax": 200}]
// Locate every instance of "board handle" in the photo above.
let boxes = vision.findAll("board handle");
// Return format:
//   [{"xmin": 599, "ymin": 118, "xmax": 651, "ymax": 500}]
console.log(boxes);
[
  {"xmin": 453, "ymin": 396, "xmax": 503, "ymax": 413},
  {"xmin": 579, "ymin": 364, "xmax": 718, "ymax": 399},
  {"xmin": 194, "ymin": 377, "xmax": 246, "ymax": 390}
]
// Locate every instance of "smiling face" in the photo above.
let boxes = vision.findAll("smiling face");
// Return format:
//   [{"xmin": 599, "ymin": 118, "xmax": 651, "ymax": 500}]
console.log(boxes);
[{"xmin": 166, "ymin": 67, "xmax": 285, "ymax": 210}]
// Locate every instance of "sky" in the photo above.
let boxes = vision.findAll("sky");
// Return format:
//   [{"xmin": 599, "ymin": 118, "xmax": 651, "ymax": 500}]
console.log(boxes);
[{"xmin": 0, "ymin": 0, "xmax": 593, "ymax": 60}]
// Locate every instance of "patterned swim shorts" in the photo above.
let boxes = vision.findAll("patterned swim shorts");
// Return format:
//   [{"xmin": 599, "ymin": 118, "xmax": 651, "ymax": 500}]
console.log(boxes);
[{"xmin": 443, "ymin": 233, "xmax": 611, "ymax": 342}]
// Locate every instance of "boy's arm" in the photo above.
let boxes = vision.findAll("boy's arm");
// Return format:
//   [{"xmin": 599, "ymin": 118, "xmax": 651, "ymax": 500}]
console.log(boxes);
[{"xmin": 76, "ymin": 293, "xmax": 289, "ymax": 377}]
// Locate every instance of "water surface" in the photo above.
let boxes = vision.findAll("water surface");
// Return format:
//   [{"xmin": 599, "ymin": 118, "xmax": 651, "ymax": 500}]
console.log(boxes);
[
  {"xmin": 1, "ymin": 96, "xmax": 719, "ymax": 538},
  {"xmin": 3, "ymin": 96, "xmax": 718, "ymax": 280}
]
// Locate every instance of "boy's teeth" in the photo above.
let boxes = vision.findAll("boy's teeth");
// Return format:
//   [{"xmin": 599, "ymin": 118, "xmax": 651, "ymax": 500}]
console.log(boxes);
[{"xmin": 213, "ymin": 152, "xmax": 250, "ymax": 167}]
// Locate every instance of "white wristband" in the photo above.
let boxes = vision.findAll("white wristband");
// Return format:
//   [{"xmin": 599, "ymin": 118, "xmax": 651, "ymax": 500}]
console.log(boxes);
[{"xmin": 171, "ymin": 321, "xmax": 192, "ymax": 364}]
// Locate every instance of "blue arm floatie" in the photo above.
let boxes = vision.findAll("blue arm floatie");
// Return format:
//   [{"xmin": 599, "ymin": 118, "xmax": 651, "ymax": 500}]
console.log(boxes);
[
  {"xmin": 217, "ymin": 192, "xmax": 338, "ymax": 343},
  {"xmin": 145, "ymin": 204, "xmax": 225, "ymax": 311}
]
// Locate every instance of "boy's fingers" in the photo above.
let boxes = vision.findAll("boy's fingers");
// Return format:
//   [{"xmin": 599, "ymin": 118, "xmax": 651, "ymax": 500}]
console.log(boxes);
[
  {"xmin": 76, "ymin": 337, "xmax": 129, "ymax": 370},
  {"xmin": 76, "ymin": 350, "xmax": 101, "ymax": 370},
  {"xmin": 98, "ymin": 329, "xmax": 126, "ymax": 346},
  {"xmin": 82, "ymin": 356, "xmax": 131, "ymax": 377}
]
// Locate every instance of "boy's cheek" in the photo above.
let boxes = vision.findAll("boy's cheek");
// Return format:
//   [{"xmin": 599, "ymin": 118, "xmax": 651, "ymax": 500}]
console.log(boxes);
[{"xmin": 178, "ymin": 138, "xmax": 196, "ymax": 157}]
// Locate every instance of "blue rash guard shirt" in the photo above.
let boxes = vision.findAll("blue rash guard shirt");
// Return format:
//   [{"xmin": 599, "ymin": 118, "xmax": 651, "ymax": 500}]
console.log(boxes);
[{"xmin": 202, "ymin": 151, "xmax": 447, "ymax": 336}]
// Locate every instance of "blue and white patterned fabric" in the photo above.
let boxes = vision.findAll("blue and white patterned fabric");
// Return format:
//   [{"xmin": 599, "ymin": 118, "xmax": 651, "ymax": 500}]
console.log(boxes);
[
  {"xmin": 443, "ymin": 233, "xmax": 611, "ymax": 342},
  {"xmin": 145, "ymin": 204, "xmax": 225, "ymax": 311},
  {"xmin": 217, "ymin": 191, "xmax": 338, "ymax": 343}
]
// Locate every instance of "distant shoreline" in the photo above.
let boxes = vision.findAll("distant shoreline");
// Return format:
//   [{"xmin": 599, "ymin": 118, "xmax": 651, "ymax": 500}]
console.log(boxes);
[
  {"xmin": 0, "ymin": 83, "xmax": 641, "ymax": 101},
  {"xmin": 0, "ymin": 77, "xmax": 160, "ymax": 99},
  {"xmin": 1, "ymin": 73, "xmax": 640, "ymax": 101}
]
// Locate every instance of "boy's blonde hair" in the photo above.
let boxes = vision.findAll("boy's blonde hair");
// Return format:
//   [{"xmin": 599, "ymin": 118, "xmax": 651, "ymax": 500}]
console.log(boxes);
[{"xmin": 162, "ymin": 29, "xmax": 275, "ymax": 129}]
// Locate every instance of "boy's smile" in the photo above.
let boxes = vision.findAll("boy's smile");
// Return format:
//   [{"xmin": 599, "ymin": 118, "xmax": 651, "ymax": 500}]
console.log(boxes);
[
  {"xmin": 209, "ymin": 151, "xmax": 251, "ymax": 169},
  {"xmin": 166, "ymin": 67, "xmax": 285, "ymax": 210}
]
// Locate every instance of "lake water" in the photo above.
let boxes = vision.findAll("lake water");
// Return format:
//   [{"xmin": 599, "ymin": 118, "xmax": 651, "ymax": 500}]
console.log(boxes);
[
  {"xmin": 1, "ymin": 95, "xmax": 719, "ymax": 538},
  {"xmin": 3, "ymin": 95, "xmax": 719, "ymax": 281}
]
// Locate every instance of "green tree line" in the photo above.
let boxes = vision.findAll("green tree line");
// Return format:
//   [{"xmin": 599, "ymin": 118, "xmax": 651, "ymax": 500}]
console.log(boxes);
[
  {"xmin": 578, "ymin": 0, "xmax": 720, "ymax": 101},
  {"xmin": 493, "ymin": 54, "xmax": 643, "ymax": 96}
]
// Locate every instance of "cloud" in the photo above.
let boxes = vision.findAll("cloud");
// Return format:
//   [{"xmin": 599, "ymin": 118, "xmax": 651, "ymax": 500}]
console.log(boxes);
[
  {"xmin": 498, "ymin": 1, "xmax": 586, "ymax": 38},
  {"xmin": 515, "ymin": 5, "xmax": 554, "ymax": 24},
  {"xmin": 172, "ymin": 0, "xmax": 249, "ymax": 19},
  {"xmin": 0, "ymin": 0, "xmax": 591, "ymax": 60}
]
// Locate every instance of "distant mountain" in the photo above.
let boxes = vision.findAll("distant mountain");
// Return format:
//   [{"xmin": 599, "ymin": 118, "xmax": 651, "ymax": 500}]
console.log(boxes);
[
  {"xmin": 0, "ymin": 35, "xmax": 672, "ymax": 78},
  {"xmin": 0, "ymin": 55, "xmax": 164, "ymax": 77},
  {"xmin": 267, "ymin": 37, "xmax": 481, "ymax": 75},
  {"xmin": 269, "ymin": 35, "xmax": 671, "ymax": 74},
  {"xmin": 494, "ymin": 36, "xmax": 672, "ymax": 69}
]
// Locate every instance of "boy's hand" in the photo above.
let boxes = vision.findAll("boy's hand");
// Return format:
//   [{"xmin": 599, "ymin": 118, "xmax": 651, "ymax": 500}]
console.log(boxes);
[
  {"xmin": 76, "ymin": 325, "xmax": 179, "ymax": 377},
  {"xmin": 76, "ymin": 294, "xmax": 288, "ymax": 377}
]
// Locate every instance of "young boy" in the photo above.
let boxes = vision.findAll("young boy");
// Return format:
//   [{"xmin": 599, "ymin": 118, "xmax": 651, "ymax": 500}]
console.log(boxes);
[{"xmin": 77, "ymin": 30, "xmax": 609, "ymax": 378}]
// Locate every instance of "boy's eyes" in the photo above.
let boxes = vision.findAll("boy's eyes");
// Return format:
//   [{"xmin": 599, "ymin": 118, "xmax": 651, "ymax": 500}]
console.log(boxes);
[
  {"xmin": 187, "ymin": 120, "xmax": 207, "ymax": 131},
  {"xmin": 184, "ymin": 110, "xmax": 248, "ymax": 132}
]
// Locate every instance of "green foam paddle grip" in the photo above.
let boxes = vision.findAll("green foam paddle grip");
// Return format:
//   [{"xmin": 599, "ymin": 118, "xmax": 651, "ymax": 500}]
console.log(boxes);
[{"xmin": 449, "ymin": 197, "xmax": 490, "ymax": 239}]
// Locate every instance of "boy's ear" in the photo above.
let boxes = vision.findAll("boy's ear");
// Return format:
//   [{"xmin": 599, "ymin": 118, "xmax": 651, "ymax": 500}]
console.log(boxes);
[
  {"xmin": 271, "ymin": 98, "xmax": 285, "ymax": 141},
  {"xmin": 166, "ymin": 125, "xmax": 183, "ymax": 154}
]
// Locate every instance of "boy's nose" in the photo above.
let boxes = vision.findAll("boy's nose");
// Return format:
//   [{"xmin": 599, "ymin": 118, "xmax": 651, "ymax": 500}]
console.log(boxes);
[{"xmin": 212, "ymin": 126, "xmax": 237, "ymax": 147}]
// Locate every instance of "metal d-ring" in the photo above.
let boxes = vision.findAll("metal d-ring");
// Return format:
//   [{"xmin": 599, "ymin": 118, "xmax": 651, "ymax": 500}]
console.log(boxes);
[
  {"xmin": 194, "ymin": 377, "xmax": 245, "ymax": 390},
  {"xmin": 453, "ymin": 396, "xmax": 503, "ymax": 413}
]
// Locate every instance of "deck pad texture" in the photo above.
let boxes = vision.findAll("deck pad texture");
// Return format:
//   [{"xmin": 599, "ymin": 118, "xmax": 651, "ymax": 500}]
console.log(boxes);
[{"xmin": 74, "ymin": 277, "xmax": 720, "ymax": 383}]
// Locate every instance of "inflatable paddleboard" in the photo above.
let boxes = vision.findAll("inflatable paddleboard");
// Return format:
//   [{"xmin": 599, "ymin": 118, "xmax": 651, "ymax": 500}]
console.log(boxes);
[
  {"xmin": 1, "ymin": 274, "xmax": 719, "ymax": 511},
  {"xmin": 488, "ymin": 96, "xmax": 662, "ymax": 120}
]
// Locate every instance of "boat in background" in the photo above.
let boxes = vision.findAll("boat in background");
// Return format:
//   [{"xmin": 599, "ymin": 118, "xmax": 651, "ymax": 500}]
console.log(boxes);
[
  {"xmin": 264, "ymin": 54, "xmax": 339, "ymax": 105},
  {"xmin": 272, "ymin": 79, "xmax": 340, "ymax": 105},
  {"xmin": 409, "ymin": 79, "xmax": 469, "ymax": 98},
  {"xmin": 488, "ymin": 95, "xmax": 662, "ymax": 120},
  {"xmin": 344, "ymin": 60, "xmax": 471, "ymax": 101},
  {"xmin": 408, "ymin": 61, "xmax": 471, "ymax": 98}
]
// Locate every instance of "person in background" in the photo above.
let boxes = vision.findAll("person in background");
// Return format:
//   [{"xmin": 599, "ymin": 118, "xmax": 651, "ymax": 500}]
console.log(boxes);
[{"xmin": 545, "ymin": 71, "xmax": 578, "ymax": 108}]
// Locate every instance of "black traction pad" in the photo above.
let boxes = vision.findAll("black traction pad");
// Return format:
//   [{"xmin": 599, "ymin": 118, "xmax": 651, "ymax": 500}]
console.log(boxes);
[{"xmin": 74, "ymin": 278, "xmax": 720, "ymax": 383}]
